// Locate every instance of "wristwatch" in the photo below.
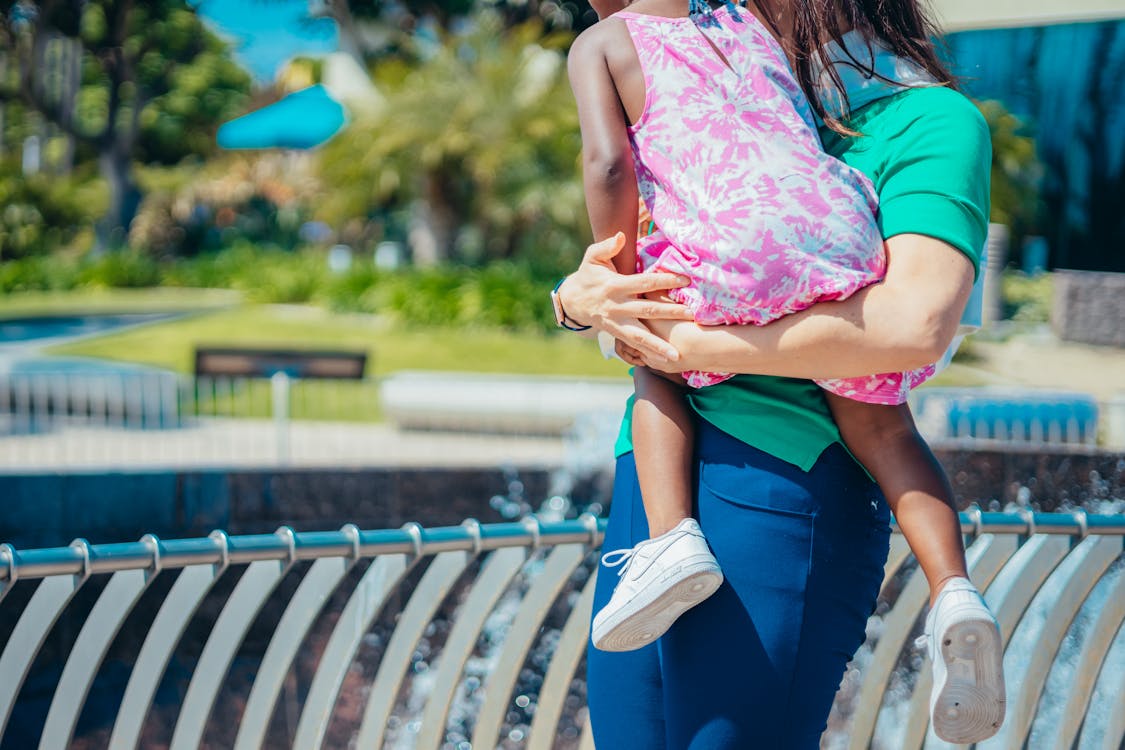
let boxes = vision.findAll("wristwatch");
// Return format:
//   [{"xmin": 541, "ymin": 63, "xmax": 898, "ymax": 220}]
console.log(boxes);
[{"xmin": 551, "ymin": 278, "xmax": 592, "ymax": 332}]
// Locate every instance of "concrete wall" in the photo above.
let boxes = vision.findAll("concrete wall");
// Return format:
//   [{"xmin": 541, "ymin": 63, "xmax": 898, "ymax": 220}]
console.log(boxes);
[
  {"xmin": 1052, "ymin": 269, "xmax": 1125, "ymax": 347},
  {"xmin": 2, "ymin": 445, "xmax": 1122, "ymax": 549},
  {"xmin": 0, "ymin": 467, "xmax": 556, "ymax": 549}
]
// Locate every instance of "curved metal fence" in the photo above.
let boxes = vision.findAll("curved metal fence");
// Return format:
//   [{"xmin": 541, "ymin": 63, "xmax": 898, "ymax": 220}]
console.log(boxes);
[{"xmin": 0, "ymin": 512, "xmax": 1122, "ymax": 749}]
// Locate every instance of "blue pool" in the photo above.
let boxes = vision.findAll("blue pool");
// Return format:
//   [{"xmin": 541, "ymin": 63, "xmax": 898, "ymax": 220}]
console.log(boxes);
[{"xmin": 0, "ymin": 313, "xmax": 175, "ymax": 344}]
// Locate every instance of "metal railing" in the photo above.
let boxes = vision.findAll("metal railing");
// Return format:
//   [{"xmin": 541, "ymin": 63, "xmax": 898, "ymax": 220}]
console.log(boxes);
[{"xmin": 0, "ymin": 512, "xmax": 1123, "ymax": 749}]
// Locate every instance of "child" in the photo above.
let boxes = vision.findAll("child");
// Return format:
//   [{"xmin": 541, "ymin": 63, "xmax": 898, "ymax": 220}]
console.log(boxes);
[{"xmin": 567, "ymin": 0, "xmax": 1005, "ymax": 742}]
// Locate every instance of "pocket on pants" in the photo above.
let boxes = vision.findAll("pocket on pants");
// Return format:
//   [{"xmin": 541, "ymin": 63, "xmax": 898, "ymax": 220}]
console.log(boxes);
[{"xmin": 699, "ymin": 467, "xmax": 815, "ymax": 598}]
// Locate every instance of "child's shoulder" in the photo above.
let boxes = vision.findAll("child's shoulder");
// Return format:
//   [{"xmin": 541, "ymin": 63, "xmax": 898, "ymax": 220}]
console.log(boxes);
[{"xmin": 570, "ymin": 15, "xmax": 629, "ymax": 59}]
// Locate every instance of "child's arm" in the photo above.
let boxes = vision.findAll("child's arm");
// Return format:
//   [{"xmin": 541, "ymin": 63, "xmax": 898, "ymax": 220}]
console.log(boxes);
[
  {"xmin": 567, "ymin": 24, "xmax": 640, "ymax": 277},
  {"xmin": 570, "ymin": 28, "xmax": 694, "ymax": 537}
]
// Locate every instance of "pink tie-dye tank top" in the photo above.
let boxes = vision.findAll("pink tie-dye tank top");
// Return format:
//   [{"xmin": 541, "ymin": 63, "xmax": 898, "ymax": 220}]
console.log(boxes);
[{"xmin": 619, "ymin": 4, "xmax": 934, "ymax": 403}]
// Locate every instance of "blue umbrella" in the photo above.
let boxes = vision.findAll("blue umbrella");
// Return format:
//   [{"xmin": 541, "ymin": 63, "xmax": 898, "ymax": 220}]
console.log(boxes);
[{"xmin": 217, "ymin": 84, "xmax": 347, "ymax": 150}]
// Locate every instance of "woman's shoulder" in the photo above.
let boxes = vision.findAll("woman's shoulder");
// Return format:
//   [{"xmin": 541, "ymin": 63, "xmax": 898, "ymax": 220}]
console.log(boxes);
[
  {"xmin": 892, "ymin": 86, "xmax": 986, "ymax": 125},
  {"xmin": 831, "ymin": 85, "xmax": 989, "ymax": 169},
  {"xmin": 870, "ymin": 86, "xmax": 989, "ymax": 144}
]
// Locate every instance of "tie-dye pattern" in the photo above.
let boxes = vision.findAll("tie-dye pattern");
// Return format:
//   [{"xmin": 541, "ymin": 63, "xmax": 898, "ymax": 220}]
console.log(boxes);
[{"xmin": 620, "ymin": 5, "xmax": 934, "ymax": 404}]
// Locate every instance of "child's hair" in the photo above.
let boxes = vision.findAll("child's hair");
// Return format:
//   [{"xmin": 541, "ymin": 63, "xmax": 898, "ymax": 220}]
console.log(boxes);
[{"xmin": 751, "ymin": 0, "xmax": 956, "ymax": 134}]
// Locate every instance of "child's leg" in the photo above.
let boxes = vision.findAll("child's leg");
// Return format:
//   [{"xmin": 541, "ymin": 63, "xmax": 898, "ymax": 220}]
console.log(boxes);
[
  {"xmin": 591, "ymin": 367, "xmax": 720, "ymax": 653},
  {"xmin": 826, "ymin": 394, "xmax": 1007, "ymax": 742},
  {"xmin": 824, "ymin": 394, "xmax": 967, "ymax": 605},
  {"xmin": 631, "ymin": 366, "xmax": 694, "ymax": 537}
]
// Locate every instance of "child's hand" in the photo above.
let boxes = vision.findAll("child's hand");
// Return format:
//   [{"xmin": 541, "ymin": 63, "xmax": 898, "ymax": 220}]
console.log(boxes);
[{"xmin": 616, "ymin": 339, "xmax": 648, "ymax": 367}]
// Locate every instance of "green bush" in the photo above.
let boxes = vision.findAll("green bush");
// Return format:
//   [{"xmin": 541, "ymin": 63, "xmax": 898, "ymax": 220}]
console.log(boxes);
[
  {"xmin": 1002, "ymin": 271, "xmax": 1053, "ymax": 323},
  {"xmin": 320, "ymin": 263, "xmax": 383, "ymax": 313},
  {"xmin": 164, "ymin": 243, "xmax": 326, "ymax": 303},
  {"xmin": 0, "ymin": 254, "xmax": 83, "ymax": 293},
  {"xmin": 78, "ymin": 250, "xmax": 162, "ymax": 288},
  {"xmin": 4, "ymin": 238, "xmax": 561, "ymax": 333},
  {"xmin": 0, "ymin": 165, "xmax": 98, "ymax": 260},
  {"xmin": 464, "ymin": 263, "xmax": 555, "ymax": 330},
  {"xmin": 366, "ymin": 263, "xmax": 556, "ymax": 331},
  {"xmin": 243, "ymin": 253, "xmax": 325, "ymax": 304},
  {"xmin": 130, "ymin": 157, "xmax": 315, "ymax": 258},
  {"xmin": 162, "ymin": 245, "xmax": 255, "ymax": 288},
  {"xmin": 373, "ymin": 267, "xmax": 467, "ymax": 326}
]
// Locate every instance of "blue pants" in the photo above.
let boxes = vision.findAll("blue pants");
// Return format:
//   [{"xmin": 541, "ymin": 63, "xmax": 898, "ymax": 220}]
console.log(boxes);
[{"xmin": 586, "ymin": 421, "xmax": 891, "ymax": 749}]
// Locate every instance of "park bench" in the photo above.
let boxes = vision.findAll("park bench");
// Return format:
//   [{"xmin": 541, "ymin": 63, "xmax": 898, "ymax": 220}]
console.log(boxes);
[{"xmin": 193, "ymin": 346, "xmax": 368, "ymax": 379}]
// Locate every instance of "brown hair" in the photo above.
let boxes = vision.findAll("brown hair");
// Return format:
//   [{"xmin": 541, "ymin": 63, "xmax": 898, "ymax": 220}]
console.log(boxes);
[{"xmin": 752, "ymin": 0, "xmax": 956, "ymax": 134}]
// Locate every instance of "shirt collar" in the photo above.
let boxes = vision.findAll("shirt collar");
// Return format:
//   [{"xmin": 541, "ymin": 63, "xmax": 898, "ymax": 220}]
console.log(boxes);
[{"xmin": 814, "ymin": 30, "xmax": 935, "ymax": 123}]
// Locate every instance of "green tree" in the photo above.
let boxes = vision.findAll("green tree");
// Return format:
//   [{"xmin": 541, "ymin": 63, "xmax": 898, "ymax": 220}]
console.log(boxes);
[
  {"xmin": 318, "ymin": 12, "xmax": 586, "ymax": 269},
  {"xmin": 303, "ymin": 0, "xmax": 594, "ymax": 68},
  {"xmin": 977, "ymin": 99, "xmax": 1042, "ymax": 236},
  {"xmin": 0, "ymin": 0, "xmax": 250, "ymax": 249}
]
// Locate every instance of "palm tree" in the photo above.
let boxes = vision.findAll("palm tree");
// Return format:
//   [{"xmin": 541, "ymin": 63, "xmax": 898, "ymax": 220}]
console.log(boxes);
[{"xmin": 318, "ymin": 12, "xmax": 585, "ymax": 267}]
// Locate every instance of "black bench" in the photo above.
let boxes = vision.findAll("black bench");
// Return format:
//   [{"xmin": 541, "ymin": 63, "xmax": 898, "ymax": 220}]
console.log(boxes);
[{"xmin": 193, "ymin": 347, "xmax": 368, "ymax": 379}]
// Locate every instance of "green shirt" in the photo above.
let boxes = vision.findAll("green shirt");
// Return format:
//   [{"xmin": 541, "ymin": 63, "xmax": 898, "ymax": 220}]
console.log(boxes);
[{"xmin": 615, "ymin": 86, "xmax": 992, "ymax": 468}]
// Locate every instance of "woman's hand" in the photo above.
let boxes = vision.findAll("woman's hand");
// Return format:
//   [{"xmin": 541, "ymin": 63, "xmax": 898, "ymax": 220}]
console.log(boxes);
[{"xmin": 558, "ymin": 232, "xmax": 694, "ymax": 362}]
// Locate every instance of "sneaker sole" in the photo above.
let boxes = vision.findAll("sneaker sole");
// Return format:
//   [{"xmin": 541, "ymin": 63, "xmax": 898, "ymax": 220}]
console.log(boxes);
[
  {"xmin": 932, "ymin": 615, "xmax": 1006, "ymax": 743},
  {"xmin": 591, "ymin": 565, "xmax": 723, "ymax": 652}
]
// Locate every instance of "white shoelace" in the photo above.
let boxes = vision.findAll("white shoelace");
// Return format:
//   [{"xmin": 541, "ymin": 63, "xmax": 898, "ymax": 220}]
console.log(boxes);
[{"xmin": 601, "ymin": 548, "xmax": 636, "ymax": 577}]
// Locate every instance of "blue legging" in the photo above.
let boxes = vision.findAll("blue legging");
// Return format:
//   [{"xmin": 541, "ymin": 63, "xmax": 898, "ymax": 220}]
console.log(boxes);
[{"xmin": 586, "ymin": 421, "xmax": 891, "ymax": 749}]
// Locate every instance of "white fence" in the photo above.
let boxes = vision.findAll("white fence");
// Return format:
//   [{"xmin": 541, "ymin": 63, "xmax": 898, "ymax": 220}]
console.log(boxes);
[
  {"xmin": 0, "ymin": 372, "xmax": 575, "ymax": 471},
  {"xmin": 2, "ymin": 371, "xmax": 1121, "ymax": 472}
]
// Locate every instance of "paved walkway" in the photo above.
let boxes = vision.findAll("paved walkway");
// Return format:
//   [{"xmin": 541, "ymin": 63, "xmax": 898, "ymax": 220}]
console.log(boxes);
[
  {"xmin": 0, "ymin": 418, "xmax": 582, "ymax": 471},
  {"xmin": 966, "ymin": 331, "xmax": 1125, "ymax": 401}
]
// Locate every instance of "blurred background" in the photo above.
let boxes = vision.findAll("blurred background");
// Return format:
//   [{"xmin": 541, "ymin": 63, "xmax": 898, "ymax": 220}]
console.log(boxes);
[
  {"xmin": 0, "ymin": 0, "xmax": 1123, "ymax": 546},
  {"xmin": 1, "ymin": 4, "xmax": 1124, "ymax": 750}
]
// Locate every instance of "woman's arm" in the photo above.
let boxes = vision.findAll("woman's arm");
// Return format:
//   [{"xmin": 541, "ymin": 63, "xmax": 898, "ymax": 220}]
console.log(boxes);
[{"xmin": 636, "ymin": 233, "xmax": 975, "ymax": 378}]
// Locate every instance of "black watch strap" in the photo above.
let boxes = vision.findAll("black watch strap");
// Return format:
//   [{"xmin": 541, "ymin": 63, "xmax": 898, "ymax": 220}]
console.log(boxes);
[{"xmin": 552, "ymin": 278, "xmax": 592, "ymax": 332}]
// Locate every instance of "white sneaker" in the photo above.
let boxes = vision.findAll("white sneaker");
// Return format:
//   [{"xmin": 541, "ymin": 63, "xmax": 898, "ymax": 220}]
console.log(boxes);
[
  {"xmin": 591, "ymin": 518, "xmax": 723, "ymax": 652},
  {"xmin": 919, "ymin": 577, "xmax": 1006, "ymax": 743}
]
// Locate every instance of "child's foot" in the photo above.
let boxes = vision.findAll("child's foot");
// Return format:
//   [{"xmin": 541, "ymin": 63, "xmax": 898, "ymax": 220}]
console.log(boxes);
[
  {"xmin": 920, "ymin": 577, "xmax": 1006, "ymax": 743},
  {"xmin": 591, "ymin": 518, "xmax": 722, "ymax": 652}
]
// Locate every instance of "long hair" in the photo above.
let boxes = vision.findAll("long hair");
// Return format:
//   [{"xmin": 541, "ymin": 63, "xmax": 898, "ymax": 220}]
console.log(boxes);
[{"xmin": 753, "ymin": 0, "xmax": 956, "ymax": 134}]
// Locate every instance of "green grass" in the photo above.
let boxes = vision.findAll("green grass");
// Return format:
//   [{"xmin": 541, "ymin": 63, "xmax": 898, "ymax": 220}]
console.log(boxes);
[
  {"xmin": 921, "ymin": 365, "xmax": 994, "ymax": 389},
  {"xmin": 0, "ymin": 287, "xmax": 242, "ymax": 318},
  {"xmin": 45, "ymin": 304, "xmax": 630, "ymax": 379},
  {"xmin": 183, "ymin": 377, "xmax": 383, "ymax": 422}
]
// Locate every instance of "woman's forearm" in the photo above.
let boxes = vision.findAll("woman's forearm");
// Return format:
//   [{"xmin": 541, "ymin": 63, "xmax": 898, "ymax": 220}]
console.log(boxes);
[{"xmin": 647, "ymin": 234, "xmax": 976, "ymax": 379}]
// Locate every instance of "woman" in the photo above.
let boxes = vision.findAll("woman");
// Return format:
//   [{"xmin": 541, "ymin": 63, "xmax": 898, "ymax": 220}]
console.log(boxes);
[{"xmin": 554, "ymin": 0, "xmax": 991, "ymax": 747}]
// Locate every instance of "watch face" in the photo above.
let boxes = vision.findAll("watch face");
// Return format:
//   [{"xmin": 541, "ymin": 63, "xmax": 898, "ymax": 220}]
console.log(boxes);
[{"xmin": 550, "ymin": 288, "xmax": 567, "ymax": 327}]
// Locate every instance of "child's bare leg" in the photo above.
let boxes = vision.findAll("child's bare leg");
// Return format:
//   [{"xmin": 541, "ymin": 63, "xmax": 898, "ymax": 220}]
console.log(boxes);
[
  {"xmin": 632, "ymin": 366, "xmax": 694, "ymax": 538},
  {"xmin": 591, "ymin": 367, "xmax": 720, "ymax": 652},
  {"xmin": 826, "ymin": 394, "xmax": 967, "ymax": 606}
]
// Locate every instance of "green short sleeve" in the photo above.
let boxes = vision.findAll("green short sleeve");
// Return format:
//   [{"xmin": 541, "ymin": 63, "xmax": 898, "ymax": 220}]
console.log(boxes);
[{"xmin": 822, "ymin": 87, "xmax": 992, "ymax": 278}]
